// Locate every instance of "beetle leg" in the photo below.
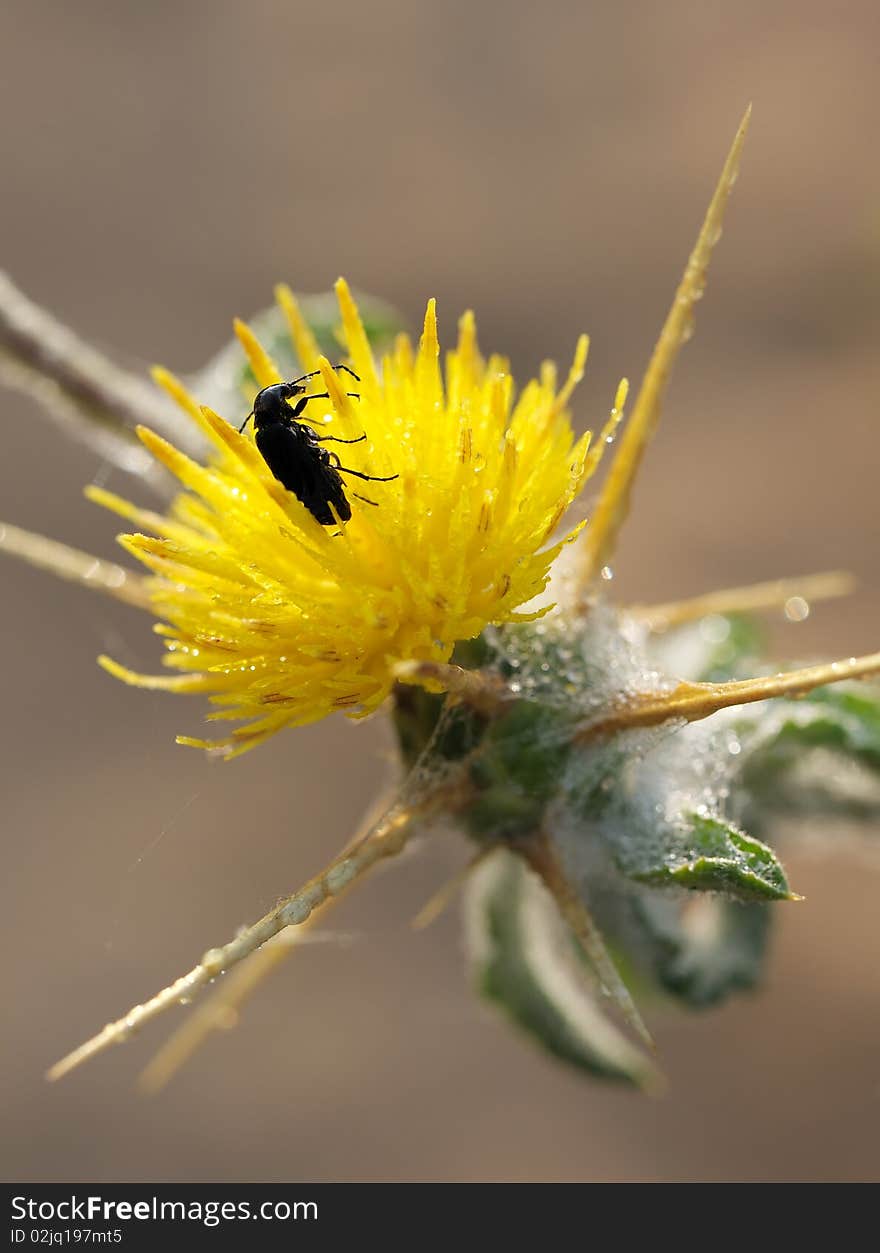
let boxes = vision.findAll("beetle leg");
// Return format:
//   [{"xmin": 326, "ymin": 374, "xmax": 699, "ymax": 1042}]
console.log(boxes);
[
  {"xmin": 314, "ymin": 432, "xmax": 367, "ymax": 444},
  {"xmin": 290, "ymin": 392, "xmax": 360, "ymax": 418},
  {"xmin": 286, "ymin": 364, "xmax": 361, "ymax": 386},
  {"xmin": 289, "ymin": 392, "xmax": 330, "ymax": 418},
  {"xmin": 336, "ymin": 466, "xmax": 400, "ymax": 483}
]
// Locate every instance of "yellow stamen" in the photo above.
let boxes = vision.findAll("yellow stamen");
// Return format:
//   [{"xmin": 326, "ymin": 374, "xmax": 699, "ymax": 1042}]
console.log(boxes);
[
  {"xmin": 334, "ymin": 277, "xmax": 380, "ymax": 391},
  {"xmin": 97, "ymin": 655, "xmax": 216, "ymax": 692},
  {"xmin": 275, "ymin": 283, "xmax": 321, "ymax": 375},
  {"xmin": 552, "ymin": 333, "xmax": 590, "ymax": 413},
  {"xmin": 233, "ymin": 318, "xmax": 282, "ymax": 389}
]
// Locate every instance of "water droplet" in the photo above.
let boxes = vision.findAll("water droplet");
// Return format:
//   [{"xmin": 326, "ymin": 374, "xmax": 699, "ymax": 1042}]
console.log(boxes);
[
  {"xmin": 600, "ymin": 565, "xmax": 614, "ymax": 582},
  {"xmin": 784, "ymin": 596, "xmax": 809, "ymax": 623},
  {"xmin": 699, "ymin": 614, "xmax": 731, "ymax": 644}
]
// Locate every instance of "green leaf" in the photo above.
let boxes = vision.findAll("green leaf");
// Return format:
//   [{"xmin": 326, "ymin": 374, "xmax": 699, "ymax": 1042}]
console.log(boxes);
[
  {"xmin": 464, "ymin": 849, "xmax": 660, "ymax": 1088},
  {"xmin": 630, "ymin": 813, "xmax": 794, "ymax": 901},
  {"xmin": 758, "ymin": 685, "xmax": 880, "ymax": 770},
  {"xmin": 738, "ymin": 682, "xmax": 880, "ymax": 827},
  {"xmin": 630, "ymin": 893, "xmax": 771, "ymax": 1008}
]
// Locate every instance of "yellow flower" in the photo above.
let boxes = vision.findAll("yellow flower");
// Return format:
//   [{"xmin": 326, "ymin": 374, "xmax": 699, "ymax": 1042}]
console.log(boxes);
[{"xmin": 91, "ymin": 279, "xmax": 623, "ymax": 756}]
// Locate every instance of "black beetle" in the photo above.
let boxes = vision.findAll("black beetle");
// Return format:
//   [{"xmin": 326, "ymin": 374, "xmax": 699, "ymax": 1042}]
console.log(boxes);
[{"xmin": 239, "ymin": 366, "xmax": 398, "ymax": 525}]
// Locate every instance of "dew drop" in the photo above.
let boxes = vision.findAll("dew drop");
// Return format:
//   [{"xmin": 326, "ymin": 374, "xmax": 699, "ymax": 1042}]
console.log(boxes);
[
  {"xmin": 700, "ymin": 614, "xmax": 731, "ymax": 644},
  {"xmin": 600, "ymin": 565, "xmax": 614, "ymax": 582},
  {"xmin": 784, "ymin": 596, "xmax": 810, "ymax": 623}
]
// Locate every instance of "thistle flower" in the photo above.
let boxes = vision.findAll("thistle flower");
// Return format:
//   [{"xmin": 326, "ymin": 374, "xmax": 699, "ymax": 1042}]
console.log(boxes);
[
  {"xmin": 2, "ymin": 107, "xmax": 879, "ymax": 1091},
  {"xmin": 91, "ymin": 280, "xmax": 616, "ymax": 756}
]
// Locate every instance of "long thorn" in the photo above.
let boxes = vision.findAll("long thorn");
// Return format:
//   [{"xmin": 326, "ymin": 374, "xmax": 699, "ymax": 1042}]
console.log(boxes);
[
  {"xmin": 411, "ymin": 847, "xmax": 494, "ymax": 931},
  {"xmin": 47, "ymin": 791, "xmax": 438, "ymax": 1084},
  {"xmin": 0, "ymin": 520, "xmax": 153, "ymax": 608},
  {"xmin": 577, "ymin": 651, "xmax": 880, "ymax": 743},
  {"xmin": 520, "ymin": 833, "xmax": 653, "ymax": 1048},
  {"xmin": 138, "ymin": 787, "xmax": 400, "ymax": 1092},
  {"xmin": 571, "ymin": 106, "xmax": 752, "ymax": 596},
  {"xmin": 139, "ymin": 925, "xmax": 326, "ymax": 1094},
  {"xmin": 630, "ymin": 570, "xmax": 857, "ymax": 631},
  {"xmin": 0, "ymin": 270, "xmax": 203, "ymax": 466}
]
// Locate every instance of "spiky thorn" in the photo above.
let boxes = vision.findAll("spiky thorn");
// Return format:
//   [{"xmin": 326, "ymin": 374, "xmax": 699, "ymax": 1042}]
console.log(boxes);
[
  {"xmin": 0, "ymin": 270, "xmax": 201, "ymax": 481},
  {"xmin": 393, "ymin": 658, "xmax": 513, "ymax": 716},
  {"xmin": 630, "ymin": 570, "xmax": 856, "ymax": 631},
  {"xmin": 137, "ymin": 788, "xmax": 399, "ymax": 1092},
  {"xmin": 519, "ymin": 832, "xmax": 653, "ymax": 1048},
  {"xmin": 577, "ymin": 651, "xmax": 880, "ymax": 744},
  {"xmin": 571, "ymin": 105, "xmax": 752, "ymax": 599},
  {"xmin": 0, "ymin": 519, "xmax": 153, "ymax": 608},
  {"xmin": 411, "ymin": 847, "xmax": 495, "ymax": 931},
  {"xmin": 48, "ymin": 772, "xmax": 469, "ymax": 1084}
]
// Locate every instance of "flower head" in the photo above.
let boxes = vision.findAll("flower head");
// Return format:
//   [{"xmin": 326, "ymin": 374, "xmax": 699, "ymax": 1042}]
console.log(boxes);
[{"xmin": 93, "ymin": 279, "xmax": 622, "ymax": 755}]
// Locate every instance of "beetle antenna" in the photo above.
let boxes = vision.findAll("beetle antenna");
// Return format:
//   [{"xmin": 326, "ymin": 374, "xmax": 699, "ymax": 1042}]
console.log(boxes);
[{"xmin": 238, "ymin": 411, "xmax": 254, "ymax": 434}]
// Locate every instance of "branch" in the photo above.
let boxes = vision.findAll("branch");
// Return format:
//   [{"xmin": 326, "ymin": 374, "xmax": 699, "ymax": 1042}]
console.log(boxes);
[{"xmin": 0, "ymin": 270, "xmax": 203, "ymax": 482}]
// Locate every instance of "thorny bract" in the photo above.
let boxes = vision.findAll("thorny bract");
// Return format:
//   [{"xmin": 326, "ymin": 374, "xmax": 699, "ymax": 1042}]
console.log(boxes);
[{"xmin": 1, "ymin": 108, "xmax": 878, "ymax": 1090}]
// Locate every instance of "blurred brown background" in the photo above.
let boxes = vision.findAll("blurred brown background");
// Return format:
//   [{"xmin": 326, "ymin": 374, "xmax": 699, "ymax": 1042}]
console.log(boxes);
[{"xmin": 2, "ymin": 0, "xmax": 879, "ymax": 1183}]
